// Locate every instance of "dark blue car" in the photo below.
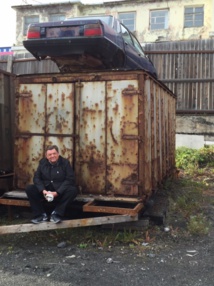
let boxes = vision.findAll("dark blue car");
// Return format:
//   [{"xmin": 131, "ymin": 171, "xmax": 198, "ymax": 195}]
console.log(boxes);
[{"xmin": 23, "ymin": 15, "xmax": 157, "ymax": 78}]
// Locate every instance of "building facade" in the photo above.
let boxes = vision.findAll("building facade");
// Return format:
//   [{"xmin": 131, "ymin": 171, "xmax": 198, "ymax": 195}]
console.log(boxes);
[{"xmin": 12, "ymin": 0, "xmax": 213, "ymax": 47}]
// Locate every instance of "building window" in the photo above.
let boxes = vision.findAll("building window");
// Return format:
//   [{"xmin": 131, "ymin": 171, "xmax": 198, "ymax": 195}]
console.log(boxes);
[
  {"xmin": 150, "ymin": 10, "xmax": 169, "ymax": 30},
  {"xmin": 184, "ymin": 6, "xmax": 204, "ymax": 27},
  {"xmin": 49, "ymin": 14, "xmax": 65, "ymax": 22},
  {"xmin": 24, "ymin": 15, "xmax": 39, "ymax": 35},
  {"xmin": 119, "ymin": 12, "xmax": 136, "ymax": 31}
]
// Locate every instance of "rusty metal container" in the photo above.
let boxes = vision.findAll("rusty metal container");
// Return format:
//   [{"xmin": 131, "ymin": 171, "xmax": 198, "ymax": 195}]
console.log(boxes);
[{"xmin": 14, "ymin": 70, "xmax": 176, "ymax": 203}]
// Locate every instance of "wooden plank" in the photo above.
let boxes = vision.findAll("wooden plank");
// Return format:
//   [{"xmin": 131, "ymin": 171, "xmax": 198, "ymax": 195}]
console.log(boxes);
[
  {"xmin": 0, "ymin": 214, "xmax": 138, "ymax": 235},
  {"xmin": 2, "ymin": 191, "xmax": 141, "ymax": 203},
  {"xmin": 0, "ymin": 198, "xmax": 30, "ymax": 207},
  {"xmin": 0, "ymin": 173, "xmax": 14, "ymax": 178},
  {"xmin": 83, "ymin": 201, "xmax": 144, "ymax": 216},
  {"xmin": 1, "ymin": 191, "xmax": 27, "ymax": 199}
]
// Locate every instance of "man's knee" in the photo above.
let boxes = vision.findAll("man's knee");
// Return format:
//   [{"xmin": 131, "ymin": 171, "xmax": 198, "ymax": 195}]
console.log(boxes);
[
  {"xmin": 64, "ymin": 186, "xmax": 78, "ymax": 200},
  {"xmin": 26, "ymin": 184, "xmax": 38, "ymax": 196}
]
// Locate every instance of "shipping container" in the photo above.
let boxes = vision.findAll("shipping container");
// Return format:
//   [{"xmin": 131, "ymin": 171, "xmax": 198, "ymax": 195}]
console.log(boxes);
[
  {"xmin": 13, "ymin": 70, "xmax": 176, "ymax": 204},
  {"xmin": 0, "ymin": 69, "xmax": 176, "ymax": 234}
]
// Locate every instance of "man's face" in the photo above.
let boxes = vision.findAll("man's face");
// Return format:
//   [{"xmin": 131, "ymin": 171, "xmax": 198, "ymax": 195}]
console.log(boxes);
[{"xmin": 46, "ymin": 149, "xmax": 59, "ymax": 164}]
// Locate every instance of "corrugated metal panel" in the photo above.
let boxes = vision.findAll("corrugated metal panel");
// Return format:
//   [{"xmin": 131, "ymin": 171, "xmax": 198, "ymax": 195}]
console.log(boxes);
[{"xmin": 14, "ymin": 70, "xmax": 176, "ymax": 200}]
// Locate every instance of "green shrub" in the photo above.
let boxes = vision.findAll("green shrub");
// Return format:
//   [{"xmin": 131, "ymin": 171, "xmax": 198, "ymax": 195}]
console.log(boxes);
[{"xmin": 176, "ymin": 146, "xmax": 214, "ymax": 171}]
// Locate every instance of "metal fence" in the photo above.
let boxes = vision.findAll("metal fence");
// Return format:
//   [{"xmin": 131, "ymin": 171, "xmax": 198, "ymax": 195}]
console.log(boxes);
[
  {"xmin": 145, "ymin": 39, "xmax": 214, "ymax": 112},
  {"xmin": 1, "ymin": 38, "xmax": 214, "ymax": 111}
]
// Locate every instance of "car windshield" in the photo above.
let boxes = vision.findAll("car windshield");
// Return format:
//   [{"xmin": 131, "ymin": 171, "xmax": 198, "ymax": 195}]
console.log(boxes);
[{"xmin": 65, "ymin": 15, "xmax": 113, "ymax": 27}]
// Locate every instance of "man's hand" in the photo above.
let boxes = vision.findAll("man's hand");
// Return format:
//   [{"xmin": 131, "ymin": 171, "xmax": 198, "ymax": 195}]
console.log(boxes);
[{"xmin": 43, "ymin": 190, "xmax": 58, "ymax": 201}]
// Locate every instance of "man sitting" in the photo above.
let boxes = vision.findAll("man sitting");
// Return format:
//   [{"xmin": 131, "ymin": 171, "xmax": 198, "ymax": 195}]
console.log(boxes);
[{"xmin": 26, "ymin": 145, "xmax": 78, "ymax": 224}]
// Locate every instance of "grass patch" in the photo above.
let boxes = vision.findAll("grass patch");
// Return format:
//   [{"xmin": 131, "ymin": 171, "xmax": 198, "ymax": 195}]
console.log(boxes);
[
  {"xmin": 187, "ymin": 214, "xmax": 210, "ymax": 235},
  {"xmin": 166, "ymin": 146, "xmax": 214, "ymax": 235}
]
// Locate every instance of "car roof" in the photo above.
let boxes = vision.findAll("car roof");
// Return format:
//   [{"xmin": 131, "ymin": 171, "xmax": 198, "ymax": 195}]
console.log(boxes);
[{"xmin": 65, "ymin": 15, "xmax": 114, "ymax": 26}]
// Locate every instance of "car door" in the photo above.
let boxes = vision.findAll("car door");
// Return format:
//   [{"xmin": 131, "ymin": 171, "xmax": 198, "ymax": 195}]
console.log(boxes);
[{"xmin": 120, "ymin": 24, "xmax": 157, "ymax": 77}]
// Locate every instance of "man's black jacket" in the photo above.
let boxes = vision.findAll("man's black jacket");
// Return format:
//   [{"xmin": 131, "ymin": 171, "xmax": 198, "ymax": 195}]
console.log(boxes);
[{"xmin": 33, "ymin": 156, "xmax": 76, "ymax": 195}]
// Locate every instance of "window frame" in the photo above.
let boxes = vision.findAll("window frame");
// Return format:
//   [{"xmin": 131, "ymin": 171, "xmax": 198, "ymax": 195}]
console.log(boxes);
[
  {"xmin": 120, "ymin": 23, "xmax": 145, "ymax": 58},
  {"xmin": 23, "ymin": 15, "xmax": 39, "ymax": 35},
  {"xmin": 150, "ymin": 9, "xmax": 169, "ymax": 30},
  {"xmin": 49, "ymin": 14, "xmax": 66, "ymax": 22},
  {"xmin": 184, "ymin": 6, "xmax": 204, "ymax": 28},
  {"xmin": 118, "ymin": 12, "xmax": 136, "ymax": 32}
]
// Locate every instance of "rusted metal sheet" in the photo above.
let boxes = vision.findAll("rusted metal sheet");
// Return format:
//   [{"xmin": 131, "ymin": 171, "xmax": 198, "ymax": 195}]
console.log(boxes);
[
  {"xmin": 107, "ymin": 81, "xmax": 139, "ymax": 196},
  {"xmin": 14, "ymin": 83, "xmax": 75, "ymax": 188},
  {"xmin": 14, "ymin": 70, "xmax": 176, "ymax": 202},
  {"xmin": 75, "ymin": 81, "xmax": 106, "ymax": 194}
]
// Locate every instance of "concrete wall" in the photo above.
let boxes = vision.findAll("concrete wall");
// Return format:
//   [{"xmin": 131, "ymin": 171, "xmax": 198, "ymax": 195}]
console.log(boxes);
[{"xmin": 176, "ymin": 115, "xmax": 214, "ymax": 149}]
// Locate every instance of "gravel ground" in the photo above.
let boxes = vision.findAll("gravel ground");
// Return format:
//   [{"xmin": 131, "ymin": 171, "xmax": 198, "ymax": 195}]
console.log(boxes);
[{"xmin": 0, "ymin": 228, "xmax": 213, "ymax": 286}]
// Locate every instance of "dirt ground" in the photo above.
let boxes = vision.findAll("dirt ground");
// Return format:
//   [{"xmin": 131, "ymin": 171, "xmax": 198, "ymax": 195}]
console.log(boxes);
[{"xmin": 0, "ymin": 174, "xmax": 213, "ymax": 286}]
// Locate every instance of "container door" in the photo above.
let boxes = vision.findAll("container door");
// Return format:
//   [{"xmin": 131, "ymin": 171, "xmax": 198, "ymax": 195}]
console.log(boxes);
[
  {"xmin": 46, "ymin": 83, "xmax": 75, "ymax": 163},
  {"xmin": 75, "ymin": 79, "xmax": 139, "ymax": 196},
  {"xmin": 15, "ymin": 83, "xmax": 74, "ymax": 189},
  {"xmin": 75, "ymin": 81, "xmax": 106, "ymax": 194},
  {"xmin": 106, "ymin": 80, "xmax": 139, "ymax": 196}
]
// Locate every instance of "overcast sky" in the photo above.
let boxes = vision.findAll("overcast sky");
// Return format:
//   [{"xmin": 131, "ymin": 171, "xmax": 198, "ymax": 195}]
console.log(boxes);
[{"xmin": 0, "ymin": 0, "xmax": 121, "ymax": 46}]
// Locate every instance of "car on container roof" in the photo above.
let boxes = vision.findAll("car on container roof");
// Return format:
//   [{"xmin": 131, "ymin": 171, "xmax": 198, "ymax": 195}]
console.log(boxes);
[{"xmin": 23, "ymin": 15, "xmax": 158, "ymax": 78}]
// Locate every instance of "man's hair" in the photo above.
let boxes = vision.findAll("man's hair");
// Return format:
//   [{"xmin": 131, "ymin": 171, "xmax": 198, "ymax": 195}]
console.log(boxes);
[{"xmin": 46, "ymin": 145, "xmax": 59, "ymax": 153}]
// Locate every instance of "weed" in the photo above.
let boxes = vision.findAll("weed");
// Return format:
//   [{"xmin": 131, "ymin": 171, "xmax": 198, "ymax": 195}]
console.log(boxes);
[
  {"xmin": 115, "ymin": 229, "xmax": 139, "ymax": 244},
  {"xmin": 79, "ymin": 243, "xmax": 88, "ymax": 249},
  {"xmin": 187, "ymin": 214, "xmax": 211, "ymax": 235}
]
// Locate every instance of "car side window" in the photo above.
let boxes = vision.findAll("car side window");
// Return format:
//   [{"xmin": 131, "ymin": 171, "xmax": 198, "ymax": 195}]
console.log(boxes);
[
  {"xmin": 121, "ymin": 24, "xmax": 133, "ymax": 46},
  {"xmin": 130, "ymin": 33, "xmax": 146, "ymax": 58}
]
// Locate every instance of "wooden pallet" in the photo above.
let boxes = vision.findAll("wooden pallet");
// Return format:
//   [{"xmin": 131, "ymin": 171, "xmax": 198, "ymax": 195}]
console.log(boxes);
[
  {"xmin": 0, "ymin": 189, "xmax": 146, "ymax": 235},
  {"xmin": 0, "ymin": 189, "xmax": 144, "ymax": 220}
]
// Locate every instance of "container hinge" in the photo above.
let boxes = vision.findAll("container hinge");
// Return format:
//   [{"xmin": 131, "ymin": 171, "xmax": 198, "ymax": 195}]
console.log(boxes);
[
  {"xmin": 16, "ymin": 92, "xmax": 32, "ymax": 98},
  {"xmin": 75, "ymin": 80, "xmax": 84, "ymax": 88},
  {"xmin": 16, "ymin": 134, "xmax": 31, "ymax": 139},
  {"xmin": 122, "ymin": 86, "xmax": 140, "ymax": 96},
  {"xmin": 122, "ymin": 135, "xmax": 143, "ymax": 142},
  {"xmin": 121, "ymin": 180, "xmax": 140, "ymax": 185}
]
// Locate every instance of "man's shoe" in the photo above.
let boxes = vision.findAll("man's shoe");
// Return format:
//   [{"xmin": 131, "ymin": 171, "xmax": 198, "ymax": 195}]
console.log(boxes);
[
  {"xmin": 31, "ymin": 213, "xmax": 48, "ymax": 224},
  {"xmin": 50, "ymin": 213, "xmax": 62, "ymax": 223}
]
